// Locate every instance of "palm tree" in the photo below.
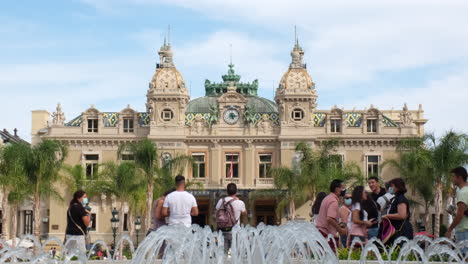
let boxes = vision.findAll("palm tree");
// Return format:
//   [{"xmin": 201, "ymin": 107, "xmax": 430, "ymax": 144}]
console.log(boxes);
[
  {"xmin": 97, "ymin": 161, "xmax": 145, "ymax": 235},
  {"xmin": 8, "ymin": 180, "xmax": 32, "ymax": 246},
  {"xmin": 296, "ymin": 140, "xmax": 364, "ymax": 202},
  {"xmin": 118, "ymin": 139, "xmax": 158, "ymax": 230},
  {"xmin": 24, "ymin": 140, "xmax": 68, "ymax": 238},
  {"xmin": 118, "ymin": 139, "xmax": 195, "ymax": 231},
  {"xmin": 270, "ymin": 166, "xmax": 302, "ymax": 219},
  {"xmin": 0, "ymin": 142, "xmax": 31, "ymax": 241},
  {"xmin": 153, "ymin": 154, "xmax": 197, "ymax": 199},
  {"xmin": 384, "ymin": 136, "xmax": 435, "ymax": 232},
  {"xmin": 385, "ymin": 132, "xmax": 468, "ymax": 237},
  {"xmin": 61, "ymin": 164, "xmax": 89, "ymax": 194},
  {"xmin": 270, "ymin": 140, "xmax": 364, "ymax": 220},
  {"xmin": 428, "ymin": 132, "xmax": 468, "ymax": 237}
]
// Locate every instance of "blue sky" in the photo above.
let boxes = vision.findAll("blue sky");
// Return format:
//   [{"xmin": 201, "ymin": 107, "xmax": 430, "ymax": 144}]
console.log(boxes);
[{"xmin": 1, "ymin": 0, "xmax": 467, "ymax": 140}]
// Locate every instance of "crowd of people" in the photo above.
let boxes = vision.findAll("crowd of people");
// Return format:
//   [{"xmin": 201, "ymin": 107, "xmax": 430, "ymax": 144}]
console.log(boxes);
[
  {"xmin": 314, "ymin": 167, "xmax": 468, "ymax": 253},
  {"xmin": 64, "ymin": 167, "xmax": 468, "ymax": 255}
]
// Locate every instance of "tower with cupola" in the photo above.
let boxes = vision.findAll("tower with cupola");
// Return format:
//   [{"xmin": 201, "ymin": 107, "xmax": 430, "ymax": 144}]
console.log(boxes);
[
  {"xmin": 275, "ymin": 38, "xmax": 317, "ymax": 131},
  {"xmin": 146, "ymin": 39, "xmax": 189, "ymax": 136}
]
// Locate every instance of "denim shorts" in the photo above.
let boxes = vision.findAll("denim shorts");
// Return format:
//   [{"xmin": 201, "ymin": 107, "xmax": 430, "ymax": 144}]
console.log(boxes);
[{"xmin": 456, "ymin": 229, "xmax": 468, "ymax": 255}]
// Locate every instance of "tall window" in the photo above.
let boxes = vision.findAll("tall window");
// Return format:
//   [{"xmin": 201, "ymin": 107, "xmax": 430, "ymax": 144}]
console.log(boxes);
[
  {"xmin": 225, "ymin": 153, "xmax": 239, "ymax": 178},
  {"xmin": 367, "ymin": 119, "xmax": 378, "ymax": 133},
  {"xmin": 123, "ymin": 214, "xmax": 128, "ymax": 231},
  {"xmin": 330, "ymin": 119, "xmax": 341, "ymax": 133},
  {"xmin": 24, "ymin": 210, "xmax": 33, "ymax": 235},
  {"xmin": 123, "ymin": 118, "xmax": 134, "ymax": 133},
  {"xmin": 329, "ymin": 154, "xmax": 344, "ymax": 169},
  {"xmin": 85, "ymin": 154, "xmax": 99, "ymax": 180},
  {"xmin": 90, "ymin": 213, "xmax": 96, "ymax": 231},
  {"xmin": 258, "ymin": 154, "xmax": 272, "ymax": 178},
  {"xmin": 121, "ymin": 154, "xmax": 134, "ymax": 161},
  {"xmin": 192, "ymin": 153, "xmax": 206, "ymax": 178},
  {"xmin": 367, "ymin": 155, "xmax": 380, "ymax": 178},
  {"xmin": 87, "ymin": 119, "xmax": 98, "ymax": 133}
]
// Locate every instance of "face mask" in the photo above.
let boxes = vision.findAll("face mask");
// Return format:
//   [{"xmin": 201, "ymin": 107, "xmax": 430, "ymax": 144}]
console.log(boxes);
[
  {"xmin": 82, "ymin": 198, "xmax": 88, "ymax": 205},
  {"xmin": 388, "ymin": 187, "xmax": 394, "ymax": 195},
  {"xmin": 344, "ymin": 198, "xmax": 352, "ymax": 206},
  {"xmin": 340, "ymin": 189, "xmax": 347, "ymax": 197}
]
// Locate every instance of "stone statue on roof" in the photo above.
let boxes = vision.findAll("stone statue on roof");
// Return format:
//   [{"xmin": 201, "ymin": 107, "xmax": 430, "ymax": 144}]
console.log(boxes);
[
  {"xmin": 243, "ymin": 105, "xmax": 256, "ymax": 126},
  {"xmin": 207, "ymin": 104, "xmax": 219, "ymax": 127},
  {"xmin": 400, "ymin": 103, "xmax": 413, "ymax": 126},
  {"xmin": 52, "ymin": 103, "xmax": 65, "ymax": 126}
]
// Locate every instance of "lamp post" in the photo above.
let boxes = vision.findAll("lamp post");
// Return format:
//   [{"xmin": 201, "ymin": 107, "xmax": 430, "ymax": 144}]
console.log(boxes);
[
  {"xmin": 110, "ymin": 208, "xmax": 119, "ymax": 256},
  {"xmin": 134, "ymin": 216, "xmax": 141, "ymax": 248}
]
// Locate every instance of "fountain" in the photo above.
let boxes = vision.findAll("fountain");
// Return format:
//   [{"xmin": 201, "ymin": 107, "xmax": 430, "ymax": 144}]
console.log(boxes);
[{"xmin": 0, "ymin": 222, "xmax": 466, "ymax": 263}]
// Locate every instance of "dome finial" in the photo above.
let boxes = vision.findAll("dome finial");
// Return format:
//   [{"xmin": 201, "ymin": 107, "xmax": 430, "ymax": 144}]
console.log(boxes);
[
  {"xmin": 229, "ymin": 43, "xmax": 233, "ymax": 65},
  {"xmin": 167, "ymin": 24, "xmax": 171, "ymax": 46},
  {"xmin": 294, "ymin": 25, "xmax": 298, "ymax": 47}
]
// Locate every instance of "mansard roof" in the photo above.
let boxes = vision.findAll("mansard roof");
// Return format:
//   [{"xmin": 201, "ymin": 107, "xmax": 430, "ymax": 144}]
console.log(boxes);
[{"xmin": 0, "ymin": 129, "xmax": 29, "ymax": 145}]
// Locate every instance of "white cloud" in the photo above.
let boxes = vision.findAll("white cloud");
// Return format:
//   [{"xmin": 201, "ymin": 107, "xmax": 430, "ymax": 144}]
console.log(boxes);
[
  {"xmin": 174, "ymin": 31, "xmax": 285, "ymax": 93},
  {"xmin": 87, "ymin": 0, "xmax": 468, "ymax": 89},
  {"xmin": 340, "ymin": 69, "xmax": 468, "ymax": 135},
  {"xmin": 4, "ymin": 0, "xmax": 468, "ymax": 139},
  {"xmin": 0, "ymin": 58, "xmax": 154, "ymax": 141}
]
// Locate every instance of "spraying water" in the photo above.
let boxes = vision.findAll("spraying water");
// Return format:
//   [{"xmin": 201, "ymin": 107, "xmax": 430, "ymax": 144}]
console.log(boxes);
[{"xmin": 0, "ymin": 221, "xmax": 466, "ymax": 263}]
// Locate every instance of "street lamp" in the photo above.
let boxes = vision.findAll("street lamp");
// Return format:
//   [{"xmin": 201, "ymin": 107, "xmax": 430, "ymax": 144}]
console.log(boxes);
[
  {"xmin": 110, "ymin": 207, "xmax": 119, "ymax": 255},
  {"xmin": 134, "ymin": 216, "xmax": 141, "ymax": 248}
]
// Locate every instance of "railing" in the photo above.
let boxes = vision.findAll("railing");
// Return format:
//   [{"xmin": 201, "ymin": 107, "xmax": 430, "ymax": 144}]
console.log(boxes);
[
  {"xmin": 256, "ymin": 178, "xmax": 274, "ymax": 186},
  {"xmin": 190, "ymin": 178, "xmax": 208, "ymax": 185},
  {"xmin": 222, "ymin": 178, "xmax": 240, "ymax": 185}
]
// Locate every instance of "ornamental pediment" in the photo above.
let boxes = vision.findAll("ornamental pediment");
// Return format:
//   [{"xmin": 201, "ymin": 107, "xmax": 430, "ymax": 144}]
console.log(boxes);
[{"xmin": 217, "ymin": 83, "xmax": 247, "ymax": 104}]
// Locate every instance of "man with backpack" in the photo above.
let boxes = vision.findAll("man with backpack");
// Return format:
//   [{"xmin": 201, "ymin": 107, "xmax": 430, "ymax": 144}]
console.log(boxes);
[{"xmin": 216, "ymin": 183, "xmax": 247, "ymax": 254}]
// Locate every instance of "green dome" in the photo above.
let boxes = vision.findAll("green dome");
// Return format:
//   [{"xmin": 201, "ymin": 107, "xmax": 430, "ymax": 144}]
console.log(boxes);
[{"xmin": 186, "ymin": 96, "xmax": 278, "ymax": 114}]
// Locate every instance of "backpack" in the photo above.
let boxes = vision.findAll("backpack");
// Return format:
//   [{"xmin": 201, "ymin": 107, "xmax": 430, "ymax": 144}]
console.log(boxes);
[{"xmin": 216, "ymin": 198, "xmax": 237, "ymax": 228}]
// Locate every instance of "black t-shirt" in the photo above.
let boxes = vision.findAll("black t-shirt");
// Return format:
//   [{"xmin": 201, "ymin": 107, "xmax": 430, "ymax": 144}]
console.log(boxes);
[
  {"xmin": 66, "ymin": 203, "xmax": 88, "ymax": 235},
  {"xmin": 370, "ymin": 188, "xmax": 386, "ymax": 202},
  {"xmin": 388, "ymin": 194, "xmax": 411, "ymax": 230},
  {"xmin": 363, "ymin": 198, "xmax": 380, "ymax": 228}
]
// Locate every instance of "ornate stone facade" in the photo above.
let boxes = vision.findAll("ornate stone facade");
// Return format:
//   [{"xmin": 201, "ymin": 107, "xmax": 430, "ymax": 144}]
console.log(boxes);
[{"xmin": 31, "ymin": 40, "xmax": 427, "ymax": 241}]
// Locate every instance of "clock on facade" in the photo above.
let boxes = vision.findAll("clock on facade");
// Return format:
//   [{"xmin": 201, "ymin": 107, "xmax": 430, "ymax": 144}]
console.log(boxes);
[{"xmin": 223, "ymin": 108, "xmax": 239, "ymax": 125}]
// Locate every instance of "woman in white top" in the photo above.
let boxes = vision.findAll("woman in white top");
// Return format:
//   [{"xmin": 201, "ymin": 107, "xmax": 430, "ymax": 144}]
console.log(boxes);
[{"xmin": 350, "ymin": 186, "xmax": 375, "ymax": 246}]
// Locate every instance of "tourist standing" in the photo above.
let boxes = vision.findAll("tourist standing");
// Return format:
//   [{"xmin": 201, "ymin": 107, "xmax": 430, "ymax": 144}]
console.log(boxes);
[
  {"xmin": 446, "ymin": 167, "xmax": 468, "ymax": 254},
  {"xmin": 363, "ymin": 196, "xmax": 380, "ymax": 240},
  {"xmin": 381, "ymin": 178, "xmax": 413, "ymax": 244},
  {"xmin": 376, "ymin": 182, "xmax": 394, "ymax": 216},
  {"xmin": 215, "ymin": 183, "xmax": 247, "ymax": 254},
  {"xmin": 51, "ymin": 247, "xmax": 56, "ymax": 258},
  {"xmin": 311, "ymin": 192, "xmax": 327, "ymax": 224},
  {"xmin": 162, "ymin": 175, "xmax": 198, "ymax": 227},
  {"xmin": 65, "ymin": 190, "xmax": 90, "ymax": 253},
  {"xmin": 368, "ymin": 176, "xmax": 386, "ymax": 202},
  {"xmin": 367, "ymin": 177, "xmax": 386, "ymax": 239},
  {"xmin": 350, "ymin": 186, "xmax": 374, "ymax": 245},
  {"xmin": 149, "ymin": 188, "xmax": 176, "ymax": 234},
  {"xmin": 339, "ymin": 192, "xmax": 352, "ymax": 248},
  {"xmin": 316, "ymin": 179, "xmax": 347, "ymax": 252}
]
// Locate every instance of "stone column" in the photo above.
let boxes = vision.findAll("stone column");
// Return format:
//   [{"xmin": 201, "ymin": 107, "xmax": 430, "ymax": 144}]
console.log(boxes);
[
  {"xmin": 243, "ymin": 140, "xmax": 255, "ymax": 187},
  {"xmin": 210, "ymin": 140, "xmax": 222, "ymax": 186}
]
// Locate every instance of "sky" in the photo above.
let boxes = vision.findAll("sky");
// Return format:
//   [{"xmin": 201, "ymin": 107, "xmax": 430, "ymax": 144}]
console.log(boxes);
[{"xmin": 1, "ymin": 0, "xmax": 467, "ymax": 141}]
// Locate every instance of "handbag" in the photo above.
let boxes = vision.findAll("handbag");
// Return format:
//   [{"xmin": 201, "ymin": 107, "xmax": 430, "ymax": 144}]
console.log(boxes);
[
  {"xmin": 380, "ymin": 217, "xmax": 406, "ymax": 244},
  {"xmin": 67, "ymin": 208, "xmax": 91, "ymax": 245}
]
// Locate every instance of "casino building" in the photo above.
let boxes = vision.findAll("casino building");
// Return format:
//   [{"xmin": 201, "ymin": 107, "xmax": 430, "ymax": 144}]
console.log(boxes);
[{"xmin": 31, "ymin": 39, "xmax": 427, "ymax": 241}]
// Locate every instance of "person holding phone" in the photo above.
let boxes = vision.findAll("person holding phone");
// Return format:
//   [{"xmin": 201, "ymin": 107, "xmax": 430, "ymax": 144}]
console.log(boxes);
[{"xmin": 350, "ymin": 186, "xmax": 374, "ymax": 246}]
